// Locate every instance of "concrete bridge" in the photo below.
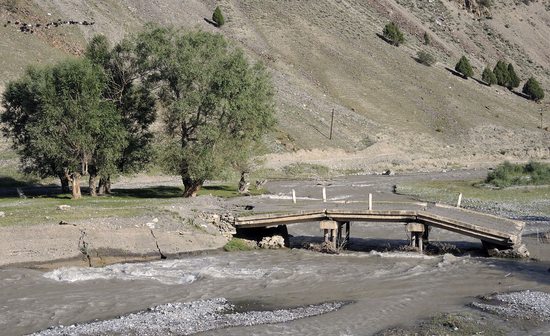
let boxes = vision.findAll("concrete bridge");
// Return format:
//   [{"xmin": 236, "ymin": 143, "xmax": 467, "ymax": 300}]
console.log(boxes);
[{"xmin": 234, "ymin": 202, "xmax": 525, "ymax": 252}]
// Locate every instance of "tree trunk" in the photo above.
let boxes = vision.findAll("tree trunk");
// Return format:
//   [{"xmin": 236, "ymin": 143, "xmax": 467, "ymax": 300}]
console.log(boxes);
[
  {"xmin": 71, "ymin": 173, "xmax": 82, "ymax": 199},
  {"xmin": 238, "ymin": 171, "xmax": 250, "ymax": 194},
  {"xmin": 182, "ymin": 176, "xmax": 203, "ymax": 197},
  {"xmin": 89, "ymin": 173, "xmax": 98, "ymax": 197},
  {"xmin": 58, "ymin": 173, "xmax": 70, "ymax": 193},
  {"xmin": 98, "ymin": 176, "xmax": 112, "ymax": 195}
]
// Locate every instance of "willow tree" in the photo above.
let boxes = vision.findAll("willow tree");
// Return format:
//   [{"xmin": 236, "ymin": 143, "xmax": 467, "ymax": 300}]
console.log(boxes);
[
  {"xmin": 1, "ymin": 59, "xmax": 127, "ymax": 199},
  {"xmin": 140, "ymin": 27, "xmax": 275, "ymax": 197},
  {"xmin": 84, "ymin": 34, "xmax": 157, "ymax": 195}
]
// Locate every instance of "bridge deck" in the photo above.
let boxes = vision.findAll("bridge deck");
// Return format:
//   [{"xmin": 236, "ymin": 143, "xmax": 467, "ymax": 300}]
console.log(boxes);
[{"xmin": 234, "ymin": 202, "xmax": 524, "ymax": 248}]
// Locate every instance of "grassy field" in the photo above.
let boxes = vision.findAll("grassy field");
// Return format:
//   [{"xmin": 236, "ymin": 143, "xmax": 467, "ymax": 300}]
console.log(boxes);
[{"xmin": 396, "ymin": 179, "xmax": 550, "ymax": 216}]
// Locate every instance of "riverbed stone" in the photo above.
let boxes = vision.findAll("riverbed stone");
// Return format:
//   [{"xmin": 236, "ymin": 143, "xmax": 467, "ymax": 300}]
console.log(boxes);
[{"xmin": 258, "ymin": 235, "xmax": 285, "ymax": 249}]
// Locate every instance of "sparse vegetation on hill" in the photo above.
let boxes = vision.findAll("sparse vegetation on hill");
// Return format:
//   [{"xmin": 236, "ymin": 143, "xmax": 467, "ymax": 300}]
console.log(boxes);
[
  {"xmin": 455, "ymin": 55, "xmax": 474, "ymax": 78},
  {"xmin": 382, "ymin": 22, "xmax": 404, "ymax": 46},
  {"xmin": 416, "ymin": 50, "xmax": 436, "ymax": 66},
  {"xmin": 482, "ymin": 67, "xmax": 497, "ymax": 85},
  {"xmin": 507, "ymin": 64, "xmax": 520, "ymax": 90},
  {"xmin": 212, "ymin": 6, "xmax": 225, "ymax": 27},
  {"xmin": 522, "ymin": 77, "xmax": 545, "ymax": 101}
]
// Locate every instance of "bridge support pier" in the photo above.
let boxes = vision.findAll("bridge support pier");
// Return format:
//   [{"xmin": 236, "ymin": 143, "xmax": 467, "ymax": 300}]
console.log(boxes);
[
  {"xmin": 321, "ymin": 220, "xmax": 351, "ymax": 250},
  {"xmin": 407, "ymin": 223, "xmax": 426, "ymax": 252}
]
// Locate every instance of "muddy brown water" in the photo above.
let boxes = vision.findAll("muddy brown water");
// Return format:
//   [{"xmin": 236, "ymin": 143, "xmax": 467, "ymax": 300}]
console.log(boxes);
[{"xmin": 1, "ymin": 171, "xmax": 549, "ymax": 335}]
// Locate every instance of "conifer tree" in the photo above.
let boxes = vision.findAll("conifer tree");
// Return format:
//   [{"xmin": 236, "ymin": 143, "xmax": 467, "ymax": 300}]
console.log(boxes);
[
  {"xmin": 455, "ymin": 55, "xmax": 473, "ymax": 78},
  {"xmin": 522, "ymin": 77, "xmax": 544, "ymax": 101},
  {"xmin": 212, "ymin": 6, "xmax": 225, "ymax": 27},
  {"xmin": 482, "ymin": 66, "xmax": 497, "ymax": 85}
]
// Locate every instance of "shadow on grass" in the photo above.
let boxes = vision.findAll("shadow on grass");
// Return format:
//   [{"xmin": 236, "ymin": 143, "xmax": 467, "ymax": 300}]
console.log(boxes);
[
  {"xmin": 375, "ymin": 33, "xmax": 399, "ymax": 46},
  {"xmin": 112, "ymin": 186, "xmax": 184, "ymax": 199},
  {"xmin": 444, "ymin": 66, "xmax": 468, "ymax": 79},
  {"xmin": 0, "ymin": 176, "xmax": 39, "ymax": 188}
]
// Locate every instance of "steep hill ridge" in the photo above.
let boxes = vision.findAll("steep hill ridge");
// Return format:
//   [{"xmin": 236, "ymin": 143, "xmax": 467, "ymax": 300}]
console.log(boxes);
[{"xmin": 0, "ymin": 0, "xmax": 548, "ymax": 173}]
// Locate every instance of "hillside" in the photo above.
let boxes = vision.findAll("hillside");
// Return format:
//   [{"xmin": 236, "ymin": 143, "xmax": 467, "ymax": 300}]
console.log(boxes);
[{"xmin": 0, "ymin": 0, "xmax": 549, "ymax": 175}]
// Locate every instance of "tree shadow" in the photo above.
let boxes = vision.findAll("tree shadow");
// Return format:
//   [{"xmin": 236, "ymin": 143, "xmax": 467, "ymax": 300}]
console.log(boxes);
[
  {"xmin": 471, "ymin": 77, "xmax": 490, "ymax": 86},
  {"xmin": 511, "ymin": 89, "xmax": 531, "ymax": 100},
  {"xmin": 444, "ymin": 66, "xmax": 468, "ymax": 79},
  {"xmin": 111, "ymin": 186, "xmax": 184, "ymax": 199},
  {"xmin": 375, "ymin": 33, "xmax": 398, "ymax": 46},
  {"xmin": 0, "ymin": 176, "xmax": 62, "ymax": 197},
  {"xmin": 203, "ymin": 18, "xmax": 219, "ymax": 28}
]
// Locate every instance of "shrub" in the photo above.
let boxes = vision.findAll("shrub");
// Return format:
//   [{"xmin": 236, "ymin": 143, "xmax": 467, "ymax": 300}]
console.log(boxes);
[
  {"xmin": 454, "ymin": 55, "xmax": 473, "ymax": 78},
  {"xmin": 383, "ymin": 22, "xmax": 405, "ymax": 46},
  {"xmin": 416, "ymin": 50, "xmax": 436, "ymax": 66},
  {"xmin": 479, "ymin": 0, "xmax": 493, "ymax": 8},
  {"xmin": 493, "ymin": 60, "xmax": 510, "ymax": 87},
  {"xmin": 486, "ymin": 161, "xmax": 550, "ymax": 187},
  {"xmin": 212, "ymin": 6, "xmax": 225, "ymax": 27},
  {"xmin": 482, "ymin": 67, "xmax": 497, "ymax": 85},
  {"xmin": 223, "ymin": 238, "xmax": 256, "ymax": 252},
  {"xmin": 507, "ymin": 64, "xmax": 520, "ymax": 89},
  {"xmin": 522, "ymin": 77, "xmax": 545, "ymax": 101},
  {"xmin": 423, "ymin": 32, "xmax": 430, "ymax": 45}
]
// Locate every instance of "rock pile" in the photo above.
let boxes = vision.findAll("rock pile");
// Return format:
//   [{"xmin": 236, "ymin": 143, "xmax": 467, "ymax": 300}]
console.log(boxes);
[{"xmin": 259, "ymin": 235, "xmax": 285, "ymax": 249}]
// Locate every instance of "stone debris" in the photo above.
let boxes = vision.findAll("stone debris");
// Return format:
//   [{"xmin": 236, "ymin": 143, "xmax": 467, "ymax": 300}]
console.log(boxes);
[
  {"xmin": 487, "ymin": 243, "xmax": 530, "ymax": 259},
  {"xmin": 0, "ymin": 211, "xmax": 5, "ymax": 218},
  {"xmin": 57, "ymin": 205, "xmax": 71, "ymax": 211},
  {"xmin": 472, "ymin": 290, "xmax": 550, "ymax": 321},
  {"xmin": 30, "ymin": 298, "xmax": 347, "ymax": 336},
  {"xmin": 258, "ymin": 235, "xmax": 285, "ymax": 249}
]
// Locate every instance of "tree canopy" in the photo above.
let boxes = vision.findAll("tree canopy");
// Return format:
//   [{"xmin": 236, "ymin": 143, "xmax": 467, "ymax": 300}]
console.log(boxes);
[
  {"xmin": 383, "ymin": 22, "xmax": 404, "ymax": 46},
  {"xmin": 1, "ymin": 59, "xmax": 127, "ymax": 198},
  {"xmin": 454, "ymin": 55, "xmax": 473, "ymax": 78},
  {"xmin": 522, "ymin": 77, "xmax": 544, "ymax": 101},
  {"xmin": 135, "ymin": 26, "xmax": 275, "ymax": 196},
  {"xmin": 482, "ymin": 66, "xmax": 497, "ymax": 85}
]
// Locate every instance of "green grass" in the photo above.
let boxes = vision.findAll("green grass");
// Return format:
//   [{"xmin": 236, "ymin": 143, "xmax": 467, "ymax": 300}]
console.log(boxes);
[
  {"xmin": 486, "ymin": 161, "xmax": 550, "ymax": 188},
  {"xmin": 396, "ymin": 179, "xmax": 550, "ymax": 215},
  {"xmin": 223, "ymin": 238, "xmax": 256, "ymax": 252}
]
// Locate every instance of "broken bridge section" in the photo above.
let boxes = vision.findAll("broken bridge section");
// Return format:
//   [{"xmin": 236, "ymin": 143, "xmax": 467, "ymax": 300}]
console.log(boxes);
[{"xmin": 234, "ymin": 202, "xmax": 525, "ymax": 253}]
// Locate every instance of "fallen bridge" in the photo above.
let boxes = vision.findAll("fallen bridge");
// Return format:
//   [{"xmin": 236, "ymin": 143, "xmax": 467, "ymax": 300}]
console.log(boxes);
[{"xmin": 234, "ymin": 202, "xmax": 525, "ymax": 252}]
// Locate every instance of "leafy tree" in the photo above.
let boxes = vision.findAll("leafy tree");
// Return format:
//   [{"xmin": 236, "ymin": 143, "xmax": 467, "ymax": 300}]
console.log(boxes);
[
  {"xmin": 84, "ymin": 34, "xmax": 157, "ymax": 195},
  {"xmin": 416, "ymin": 50, "xmax": 435, "ymax": 66},
  {"xmin": 493, "ymin": 60, "xmax": 510, "ymax": 87},
  {"xmin": 1, "ymin": 59, "xmax": 127, "ymax": 199},
  {"xmin": 212, "ymin": 6, "xmax": 225, "ymax": 27},
  {"xmin": 507, "ymin": 64, "xmax": 520, "ymax": 89},
  {"xmin": 137, "ymin": 27, "xmax": 275, "ymax": 197},
  {"xmin": 522, "ymin": 77, "xmax": 544, "ymax": 101},
  {"xmin": 383, "ymin": 22, "xmax": 404, "ymax": 46},
  {"xmin": 482, "ymin": 66, "xmax": 497, "ymax": 85},
  {"xmin": 454, "ymin": 55, "xmax": 473, "ymax": 78}
]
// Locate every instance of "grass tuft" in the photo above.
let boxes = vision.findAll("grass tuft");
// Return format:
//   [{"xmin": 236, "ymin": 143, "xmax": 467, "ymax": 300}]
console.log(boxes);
[{"xmin": 223, "ymin": 238, "xmax": 256, "ymax": 252}]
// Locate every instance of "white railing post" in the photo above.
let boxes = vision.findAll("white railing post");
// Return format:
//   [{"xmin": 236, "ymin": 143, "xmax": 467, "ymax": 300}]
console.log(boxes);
[
  {"xmin": 368, "ymin": 193, "xmax": 373, "ymax": 210},
  {"xmin": 457, "ymin": 193, "xmax": 463, "ymax": 208},
  {"xmin": 322, "ymin": 187, "xmax": 327, "ymax": 203},
  {"xmin": 292, "ymin": 189, "xmax": 296, "ymax": 204}
]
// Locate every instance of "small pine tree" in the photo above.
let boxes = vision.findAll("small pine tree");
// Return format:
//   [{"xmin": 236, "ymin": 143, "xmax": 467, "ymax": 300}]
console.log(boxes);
[
  {"xmin": 212, "ymin": 6, "xmax": 225, "ymax": 27},
  {"xmin": 507, "ymin": 64, "xmax": 520, "ymax": 89},
  {"xmin": 493, "ymin": 60, "xmax": 510, "ymax": 87},
  {"xmin": 455, "ymin": 55, "xmax": 473, "ymax": 78},
  {"xmin": 383, "ymin": 22, "xmax": 405, "ymax": 46},
  {"xmin": 522, "ymin": 77, "xmax": 545, "ymax": 101},
  {"xmin": 482, "ymin": 67, "xmax": 497, "ymax": 85}
]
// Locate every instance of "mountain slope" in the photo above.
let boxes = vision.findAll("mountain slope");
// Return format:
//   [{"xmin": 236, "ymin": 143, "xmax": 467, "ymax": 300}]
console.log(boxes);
[{"xmin": 0, "ymin": 0, "xmax": 548, "ymax": 173}]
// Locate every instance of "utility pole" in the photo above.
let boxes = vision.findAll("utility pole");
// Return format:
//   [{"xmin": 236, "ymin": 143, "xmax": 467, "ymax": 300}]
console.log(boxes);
[{"xmin": 329, "ymin": 108, "xmax": 335, "ymax": 140}]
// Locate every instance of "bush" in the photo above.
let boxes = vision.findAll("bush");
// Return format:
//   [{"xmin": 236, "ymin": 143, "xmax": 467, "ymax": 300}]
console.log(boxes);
[
  {"xmin": 454, "ymin": 55, "xmax": 473, "ymax": 78},
  {"xmin": 486, "ymin": 161, "xmax": 550, "ymax": 187},
  {"xmin": 383, "ymin": 22, "xmax": 404, "ymax": 46},
  {"xmin": 507, "ymin": 64, "xmax": 520, "ymax": 89},
  {"xmin": 522, "ymin": 77, "xmax": 545, "ymax": 101},
  {"xmin": 423, "ymin": 32, "xmax": 430, "ymax": 45},
  {"xmin": 223, "ymin": 238, "xmax": 256, "ymax": 252},
  {"xmin": 493, "ymin": 60, "xmax": 510, "ymax": 87},
  {"xmin": 416, "ymin": 50, "xmax": 436, "ymax": 66},
  {"xmin": 482, "ymin": 67, "xmax": 497, "ymax": 85},
  {"xmin": 212, "ymin": 6, "xmax": 225, "ymax": 27}
]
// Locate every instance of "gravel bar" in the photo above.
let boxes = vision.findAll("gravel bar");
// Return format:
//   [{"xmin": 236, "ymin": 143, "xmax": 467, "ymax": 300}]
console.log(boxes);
[
  {"xmin": 29, "ymin": 298, "xmax": 347, "ymax": 336},
  {"xmin": 471, "ymin": 290, "xmax": 550, "ymax": 321}
]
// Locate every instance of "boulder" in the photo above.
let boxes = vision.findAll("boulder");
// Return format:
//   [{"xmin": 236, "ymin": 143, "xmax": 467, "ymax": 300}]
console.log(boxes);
[
  {"xmin": 258, "ymin": 235, "xmax": 285, "ymax": 249},
  {"xmin": 488, "ymin": 244, "xmax": 530, "ymax": 259}
]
